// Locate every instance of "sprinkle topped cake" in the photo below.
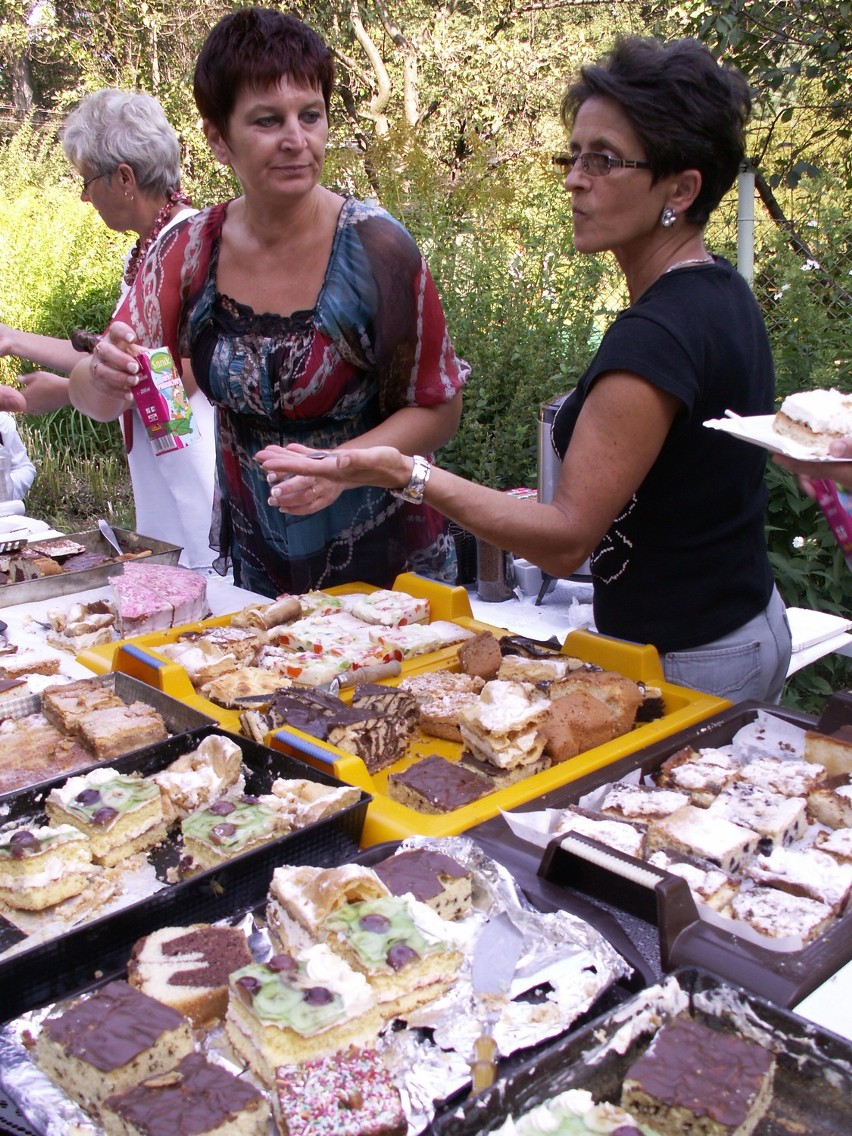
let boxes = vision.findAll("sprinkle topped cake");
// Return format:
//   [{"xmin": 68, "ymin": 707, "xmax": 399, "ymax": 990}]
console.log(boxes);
[{"xmin": 273, "ymin": 1047, "xmax": 406, "ymax": 1136}]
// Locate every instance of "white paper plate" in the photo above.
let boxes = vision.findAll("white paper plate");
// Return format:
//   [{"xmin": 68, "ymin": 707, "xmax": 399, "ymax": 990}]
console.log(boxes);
[{"xmin": 703, "ymin": 413, "xmax": 852, "ymax": 460}]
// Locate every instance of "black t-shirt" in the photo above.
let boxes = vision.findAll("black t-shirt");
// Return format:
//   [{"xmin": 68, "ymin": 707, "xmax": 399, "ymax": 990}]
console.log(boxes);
[{"xmin": 551, "ymin": 256, "xmax": 775, "ymax": 654}]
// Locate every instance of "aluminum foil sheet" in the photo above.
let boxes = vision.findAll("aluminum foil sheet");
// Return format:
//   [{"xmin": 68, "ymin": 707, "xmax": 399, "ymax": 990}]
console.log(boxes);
[{"xmin": 0, "ymin": 838, "xmax": 632, "ymax": 1136}]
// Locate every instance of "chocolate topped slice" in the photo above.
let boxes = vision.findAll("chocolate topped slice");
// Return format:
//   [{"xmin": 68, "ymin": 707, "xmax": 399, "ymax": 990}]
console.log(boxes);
[
  {"xmin": 372, "ymin": 848, "xmax": 473, "ymax": 919},
  {"xmin": 388, "ymin": 753, "xmax": 491, "ymax": 814}
]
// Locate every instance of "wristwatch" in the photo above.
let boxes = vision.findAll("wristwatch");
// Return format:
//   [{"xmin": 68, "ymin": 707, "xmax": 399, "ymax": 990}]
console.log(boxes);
[{"xmin": 391, "ymin": 454, "xmax": 431, "ymax": 504}]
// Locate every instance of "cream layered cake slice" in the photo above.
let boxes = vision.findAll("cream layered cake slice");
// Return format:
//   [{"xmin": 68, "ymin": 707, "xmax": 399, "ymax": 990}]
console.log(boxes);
[
  {"xmin": 706, "ymin": 781, "xmax": 808, "ymax": 852},
  {"xmin": 126, "ymin": 923, "xmax": 254, "ymax": 1027},
  {"xmin": 45, "ymin": 767, "xmax": 166, "ymax": 867},
  {"xmin": 772, "ymin": 387, "xmax": 852, "ymax": 454},
  {"xmin": 148, "ymin": 733, "xmax": 245, "ymax": 824},
  {"xmin": 34, "ymin": 980, "xmax": 194, "ymax": 1116},
  {"xmin": 266, "ymin": 863, "xmax": 391, "ymax": 953},
  {"xmin": 457, "ymin": 678, "xmax": 550, "ymax": 770},
  {"xmin": 101, "ymin": 1052, "xmax": 270, "ymax": 1136},
  {"xmin": 0, "ymin": 823, "xmax": 93, "ymax": 911},
  {"xmin": 646, "ymin": 805, "xmax": 760, "ymax": 874},
  {"xmin": 224, "ymin": 945, "xmax": 383, "ymax": 1085},
  {"xmin": 110, "ymin": 562, "xmax": 209, "ymax": 636},
  {"xmin": 265, "ymin": 777, "xmax": 361, "ymax": 827},
  {"xmin": 621, "ymin": 1015, "xmax": 775, "ymax": 1136},
  {"xmin": 273, "ymin": 1047, "xmax": 407, "ymax": 1136},
  {"xmin": 178, "ymin": 793, "xmax": 292, "ymax": 876},
  {"xmin": 322, "ymin": 893, "xmax": 463, "ymax": 1019}
]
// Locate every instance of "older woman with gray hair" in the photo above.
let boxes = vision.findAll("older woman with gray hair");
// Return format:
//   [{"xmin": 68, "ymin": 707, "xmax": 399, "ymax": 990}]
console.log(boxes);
[{"xmin": 0, "ymin": 89, "xmax": 216, "ymax": 568}]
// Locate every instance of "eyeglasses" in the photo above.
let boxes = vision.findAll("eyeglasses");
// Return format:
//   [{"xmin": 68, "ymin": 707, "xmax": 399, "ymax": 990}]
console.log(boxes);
[
  {"xmin": 81, "ymin": 172, "xmax": 106, "ymax": 192},
  {"xmin": 552, "ymin": 152, "xmax": 652, "ymax": 177}
]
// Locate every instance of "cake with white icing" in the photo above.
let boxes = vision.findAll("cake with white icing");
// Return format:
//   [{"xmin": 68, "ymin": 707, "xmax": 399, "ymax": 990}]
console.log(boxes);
[{"xmin": 773, "ymin": 388, "xmax": 852, "ymax": 454}]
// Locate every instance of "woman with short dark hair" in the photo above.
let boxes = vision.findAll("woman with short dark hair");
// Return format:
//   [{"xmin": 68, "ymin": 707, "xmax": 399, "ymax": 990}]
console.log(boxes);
[
  {"xmin": 72, "ymin": 7, "xmax": 467, "ymax": 596},
  {"xmin": 260, "ymin": 35, "xmax": 792, "ymax": 703}
]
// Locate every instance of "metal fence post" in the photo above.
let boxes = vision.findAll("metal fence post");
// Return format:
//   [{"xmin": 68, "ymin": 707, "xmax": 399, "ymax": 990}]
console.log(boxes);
[{"xmin": 737, "ymin": 160, "xmax": 756, "ymax": 284}]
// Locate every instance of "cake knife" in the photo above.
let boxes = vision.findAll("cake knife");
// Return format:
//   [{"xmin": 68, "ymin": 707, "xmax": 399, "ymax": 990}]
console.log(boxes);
[{"xmin": 469, "ymin": 910, "xmax": 524, "ymax": 1093}]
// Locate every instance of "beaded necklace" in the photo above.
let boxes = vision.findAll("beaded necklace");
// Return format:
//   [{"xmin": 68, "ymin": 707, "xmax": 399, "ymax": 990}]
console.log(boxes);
[{"xmin": 123, "ymin": 187, "xmax": 192, "ymax": 287}]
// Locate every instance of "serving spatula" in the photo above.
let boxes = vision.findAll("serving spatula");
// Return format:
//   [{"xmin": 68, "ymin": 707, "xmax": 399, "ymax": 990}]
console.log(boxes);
[{"xmin": 469, "ymin": 910, "xmax": 524, "ymax": 1093}]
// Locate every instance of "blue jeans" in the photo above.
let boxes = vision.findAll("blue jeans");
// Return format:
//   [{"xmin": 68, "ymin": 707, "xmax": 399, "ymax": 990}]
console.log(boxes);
[{"xmin": 662, "ymin": 588, "xmax": 792, "ymax": 704}]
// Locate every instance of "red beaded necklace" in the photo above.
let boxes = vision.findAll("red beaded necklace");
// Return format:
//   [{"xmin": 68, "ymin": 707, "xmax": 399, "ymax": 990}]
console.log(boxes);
[{"xmin": 123, "ymin": 187, "xmax": 192, "ymax": 287}]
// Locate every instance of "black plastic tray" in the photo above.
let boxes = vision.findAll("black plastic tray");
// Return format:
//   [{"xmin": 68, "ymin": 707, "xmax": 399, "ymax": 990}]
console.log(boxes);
[
  {"xmin": 430, "ymin": 966, "xmax": 852, "ymax": 1135},
  {"xmin": 470, "ymin": 696, "xmax": 852, "ymax": 1008},
  {"xmin": 0, "ymin": 725, "xmax": 369, "ymax": 1022}
]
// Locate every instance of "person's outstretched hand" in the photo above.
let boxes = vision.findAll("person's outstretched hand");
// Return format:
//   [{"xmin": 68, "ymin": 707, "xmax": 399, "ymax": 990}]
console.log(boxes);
[{"xmin": 774, "ymin": 437, "xmax": 852, "ymax": 496}]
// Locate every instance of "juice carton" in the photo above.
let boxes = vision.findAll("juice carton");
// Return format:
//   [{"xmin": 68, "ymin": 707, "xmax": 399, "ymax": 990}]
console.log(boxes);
[{"xmin": 131, "ymin": 345, "xmax": 201, "ymax": 456}]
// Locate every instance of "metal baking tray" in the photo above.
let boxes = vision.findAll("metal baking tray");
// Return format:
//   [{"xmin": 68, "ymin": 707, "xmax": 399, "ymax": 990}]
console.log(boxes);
[
  {"xmin": 0, "ymin": 725, "xmax": 369, "ymax": 1021},
  {"xmin": 0, "ymin": 672, "xmax": 216, "ymax": 801},
  {"xmin": 432, "ymin": 967, "xmax": 852, "ymax": 1135},
  {"xmin": 0, "ymin": 526, "xmax": 181, "ymax": 608},
  {"xmin": 473, "ymin": 697, "xmax": 852, "ymax": 1008}
]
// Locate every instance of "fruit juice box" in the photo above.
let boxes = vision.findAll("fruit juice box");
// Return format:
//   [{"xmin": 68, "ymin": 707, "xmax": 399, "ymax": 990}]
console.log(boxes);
[{"xmin": 131, "ymin": 345, "xmax": 202, "ymax": 456}]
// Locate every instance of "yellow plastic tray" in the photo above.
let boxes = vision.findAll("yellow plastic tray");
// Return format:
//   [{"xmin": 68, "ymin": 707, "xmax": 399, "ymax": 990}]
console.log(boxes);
[
  {"xmin": 268, "ymin": 626, "xmax": 730, "ymax": 846},
  {"xmin": 76, "ymin": 573, "xmax": 477, "ymax": 734},
  {"xmin": 76, "ymin": 574, "xmax": 729, "ymax": 846}
]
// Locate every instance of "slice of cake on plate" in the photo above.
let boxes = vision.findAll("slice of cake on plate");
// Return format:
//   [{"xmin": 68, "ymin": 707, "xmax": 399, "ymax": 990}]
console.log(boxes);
[
  {"xmin": 225, "ymin": 945, "xmax": 383, "ymax": 1084},
  {"xmin": 273, "ymin": 1047, "xmax": 406, "ymax": 1136},
  {"xmin": 127, "ymin": 922, "xmax": 253, "ymax": 1026},
  {"xmin": 0, "ymin": 823, "xmax": 93, "ymax": 910},
  {"xmin": 101, "ymin": 1051, "xmax": 269, "ymax": 1136},
  {"xmin": 45, "ymin": 767, "xmax": 166, "ymax": 867},
  {"xmin": 772, "ymin": 388, "xmax": 852, "ymax": 454},
  {"xmin": 34, "ymin": 980, "xmax": 194, "ymax": 1116}
]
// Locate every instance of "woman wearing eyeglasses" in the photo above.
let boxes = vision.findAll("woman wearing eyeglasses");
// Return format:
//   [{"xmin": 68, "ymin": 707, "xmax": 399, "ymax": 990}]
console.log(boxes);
[
  {"xmin": 258, "ymin": 35, "xmax": 791, "ymax": 703},
  {"xmin": 0, "ymin": 89, "xmax": 216, "ymax": 568}
]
